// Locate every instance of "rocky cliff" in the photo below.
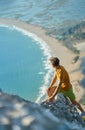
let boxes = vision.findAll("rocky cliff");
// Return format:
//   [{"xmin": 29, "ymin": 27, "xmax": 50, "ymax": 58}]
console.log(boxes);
[{"xmin": 0, "ymin": 89, "xmax": 85, "ymax": 130}]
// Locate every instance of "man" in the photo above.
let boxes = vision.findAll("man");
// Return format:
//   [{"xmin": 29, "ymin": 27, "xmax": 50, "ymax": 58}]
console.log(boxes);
[{"xmin": 46, "ymin": 57, "xmax": 84, "ymax": 113}]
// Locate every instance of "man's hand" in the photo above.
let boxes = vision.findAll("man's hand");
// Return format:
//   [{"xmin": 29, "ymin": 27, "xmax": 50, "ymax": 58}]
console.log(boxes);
[
  {"xmin": 46, "ymin": 87, "xmax": 52, "ymax": 97},
  {"xmin": 46, "ymin": 87, "xmax": 51, "ymax": 93},
  {"xmin": 47, "ymin": 96, "xmax": 54, "ymax": 102}
]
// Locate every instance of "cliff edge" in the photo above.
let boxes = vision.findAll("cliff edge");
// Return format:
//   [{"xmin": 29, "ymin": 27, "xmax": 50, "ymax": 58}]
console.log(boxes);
[{"xmin": 0, "ymin": 89, "xmax": 85, "ymax": 130}]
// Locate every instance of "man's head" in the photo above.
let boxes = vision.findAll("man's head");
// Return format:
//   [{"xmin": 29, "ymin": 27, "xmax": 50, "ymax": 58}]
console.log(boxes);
[{"xmin": 50, "ymin": 57, "xmax": 60, "ymax": 67}]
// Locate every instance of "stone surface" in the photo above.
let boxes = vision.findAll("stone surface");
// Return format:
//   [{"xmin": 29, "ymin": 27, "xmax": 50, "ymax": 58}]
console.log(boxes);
[
  {"xmin": 0, "ymin": 90, "xmax": 85, "ymax": 130},
  {"xmin": 41, "ymin": 94, "xmax": 85, "ymax": 126}
]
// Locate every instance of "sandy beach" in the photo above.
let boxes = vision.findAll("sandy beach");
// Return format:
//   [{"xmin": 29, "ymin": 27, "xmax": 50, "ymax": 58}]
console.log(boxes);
[{"xmin": 0, "ymin": 18, "xmax": 85, "ymax": 103}]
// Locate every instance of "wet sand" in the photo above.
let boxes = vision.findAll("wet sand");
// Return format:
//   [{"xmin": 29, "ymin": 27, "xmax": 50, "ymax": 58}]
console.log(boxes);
[{"xmin": 0, "ymin": 18, "xmax": 85, "ymax": 103}]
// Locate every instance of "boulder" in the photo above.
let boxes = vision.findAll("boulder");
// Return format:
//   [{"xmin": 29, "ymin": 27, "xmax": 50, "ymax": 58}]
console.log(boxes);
[
  {"xmin": 0, "ymin": 90, "xmax": 85, "ymax": 130},
  {"xmin": 41, "ymin": 94, "xmax": 85, "ymax": 126}
]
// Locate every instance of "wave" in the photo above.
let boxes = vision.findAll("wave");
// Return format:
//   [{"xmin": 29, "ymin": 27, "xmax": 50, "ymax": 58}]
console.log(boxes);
[{"xmin": 0, "ymin": 23, "xmax": 53, "ymax": 103}]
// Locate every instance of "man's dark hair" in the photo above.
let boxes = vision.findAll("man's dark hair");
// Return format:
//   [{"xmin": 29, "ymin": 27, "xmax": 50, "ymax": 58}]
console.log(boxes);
[{"xmin": 50, "ymin": 57, "xmax": 60, "ymax": 66}]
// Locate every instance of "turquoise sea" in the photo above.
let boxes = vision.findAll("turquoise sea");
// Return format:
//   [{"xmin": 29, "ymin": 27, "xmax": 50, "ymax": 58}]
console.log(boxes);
[
  {"xmin": 0, "ymin": 0, "xmax": 85, "ymax": 101},
  {"xmin": 0, "ymin": 26, "xmax": 52, "ymax": 101}
]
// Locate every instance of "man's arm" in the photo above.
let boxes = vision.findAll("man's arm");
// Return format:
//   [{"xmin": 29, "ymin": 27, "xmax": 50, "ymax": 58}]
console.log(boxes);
[
  {"xmin": 48, "ymin": 81, "xmax": 62, "ymax": 101},
  {"xmin": 52, "ymin": 81, "xmax": 62, "ymax": 98},
  {"xmin": 49, "ymin": 73, "xmax": 57, "ymax": 88},
  {"xmin": 46, "ymin": 74, "xmax": 57, "ymax": 98}
]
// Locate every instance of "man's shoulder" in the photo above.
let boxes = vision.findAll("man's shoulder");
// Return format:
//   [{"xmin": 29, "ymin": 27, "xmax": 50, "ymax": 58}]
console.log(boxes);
[
  {"xmin": 60, "ymin": 65, "xmax": 65, "ymax": 70},
  {"xmin": 59, "ymin": 65, "xmax": 67, "ymax": 74}
]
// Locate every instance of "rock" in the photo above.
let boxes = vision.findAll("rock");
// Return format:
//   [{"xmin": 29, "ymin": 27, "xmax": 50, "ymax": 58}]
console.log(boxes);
[
  {"xmin": 41, "ymin": 94, "xmax": 85, "ymax": 126},
  {"xmin": 0, "ymin": 91, "xmax": 72, "ymax": 130},
  {"xmin": 0, "ymin": 90, "xmax": 85, "ymax": 130}
]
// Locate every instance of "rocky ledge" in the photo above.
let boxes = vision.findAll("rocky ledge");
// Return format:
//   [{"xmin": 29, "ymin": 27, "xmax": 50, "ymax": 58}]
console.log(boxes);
[{"xmin": 0, "ymin": 89, "xmax": 85, "ymax": 130}]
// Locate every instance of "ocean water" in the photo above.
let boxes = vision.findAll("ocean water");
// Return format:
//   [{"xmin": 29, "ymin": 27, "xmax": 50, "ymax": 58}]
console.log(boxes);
[
  {"xmin": 0, "ymin": 26, "xmax": 52, "ymax": 101},
  {"xmin": 0, "ymin": 0, "xmax": 85, "ymax": 101},
  {"xmin": 0, "ymin": 0, "xmax": 85, "ymax": 29}
]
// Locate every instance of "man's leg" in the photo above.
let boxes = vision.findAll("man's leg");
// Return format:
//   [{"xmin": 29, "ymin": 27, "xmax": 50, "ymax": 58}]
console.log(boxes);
[
  {"xmin": 47, "ymin": 86, "xmax": 56, "ymax": 98},
  {"xmin": 71, "ymin": 100, "xmax": 84, "ymax": 113},
  {"xmin": 62, "ymin": 88, "xmax": 84, "ymax": 113}
]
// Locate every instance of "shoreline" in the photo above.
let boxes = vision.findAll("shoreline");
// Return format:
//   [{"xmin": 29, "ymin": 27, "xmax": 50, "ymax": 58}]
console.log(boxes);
[{"xmin": 0, "ymin": 18, "xmax": 85, "ymax": 103}]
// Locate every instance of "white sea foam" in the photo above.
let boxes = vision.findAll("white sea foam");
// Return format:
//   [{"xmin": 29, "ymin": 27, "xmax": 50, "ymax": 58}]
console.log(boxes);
[
  {"xmin": 0, "ymin": 24, "xmax": 53, "ymax": 103},
  {"xmin": 12, "ymin": 26, "xmax": 53, "ymax": 103}
]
